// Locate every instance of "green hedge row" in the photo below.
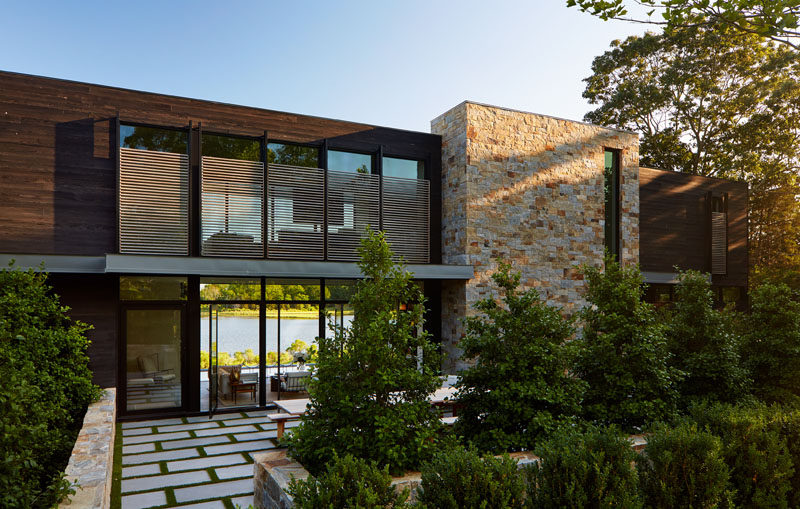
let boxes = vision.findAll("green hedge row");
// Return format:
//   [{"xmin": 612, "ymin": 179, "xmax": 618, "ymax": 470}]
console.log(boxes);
[{"xmin": 290, "ymin": 405, "xmax": 800, "ymax": 509}]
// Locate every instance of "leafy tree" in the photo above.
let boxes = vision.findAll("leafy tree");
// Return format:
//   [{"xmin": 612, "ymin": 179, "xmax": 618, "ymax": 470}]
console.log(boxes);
[
  {"xmin": 454, "ymin": 261, "xmax": 586, "ymax": 453},
  {"xmin": 287, "ymin": 228, "xmax": 442, "ymax": 475},
  {"xmin": 583, "ymin": 25, "xmax": 800, "ymax": 284},
  {"xmin": 742, "ymin": 283, "xmax": 800, "ymax": 405},
  {"xmin": 575, "ymin": 254, "xmax": 682, "ymax": 430},
  {"xmin": 666, "ymin": 270, "xmax": 750, "ymax": 405},
  {"xmin": 0, "ymin": 264, "xmax": 100, "ymax": 507},
  {"xmin": 567, "ymin": 0, "xmax": 800, "ymax": 49}
]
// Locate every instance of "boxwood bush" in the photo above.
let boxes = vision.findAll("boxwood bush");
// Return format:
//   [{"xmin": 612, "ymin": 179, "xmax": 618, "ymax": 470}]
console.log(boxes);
[
  {"xmin": 526, "ymin": 426, "xmax": 642, "ymax": 509},
  {"xmin": 690, "ymin": 403, "xmax": 794, "ymax": 508},
  {"xmin": 0, "ymin": 264, "xmax": 100, "ymax": 507},
  {"xmin": 416, "ymin": 445, "xmax": 526, "ymax": 509},
  {"xmin": 637, "ymin": 421, "xmax": 732, "ymax": 508},
  {"xmin": 288, "ymin": 453, "xmax": 408, "ymax": 509}
]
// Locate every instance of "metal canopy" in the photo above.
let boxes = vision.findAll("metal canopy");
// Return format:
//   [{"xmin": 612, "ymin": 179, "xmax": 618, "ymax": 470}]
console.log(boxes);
[{"xmin": 0, "ymin": 253, "xmax": 474, "ymax": 280}]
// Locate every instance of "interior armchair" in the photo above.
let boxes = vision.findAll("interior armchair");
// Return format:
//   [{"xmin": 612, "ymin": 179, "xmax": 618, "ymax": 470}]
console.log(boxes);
[{"xmin": 137, "ymin": 353, "xmax": 176, "ymax": 383}]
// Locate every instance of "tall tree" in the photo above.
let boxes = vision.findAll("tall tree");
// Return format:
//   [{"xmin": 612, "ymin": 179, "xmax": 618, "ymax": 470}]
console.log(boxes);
[
  {"xmin": 567, "ymin": 0, "xmax": 800, "ymax": 49},
  {"xmin": 583, "ymin": 25, "xmax": 800, "ymax": 282}
]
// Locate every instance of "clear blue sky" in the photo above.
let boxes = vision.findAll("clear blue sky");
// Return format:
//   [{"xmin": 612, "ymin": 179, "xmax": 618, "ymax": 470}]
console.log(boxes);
[{"xmin": 0, "ymin": 1, "xmax": 651, "ymax": 132}]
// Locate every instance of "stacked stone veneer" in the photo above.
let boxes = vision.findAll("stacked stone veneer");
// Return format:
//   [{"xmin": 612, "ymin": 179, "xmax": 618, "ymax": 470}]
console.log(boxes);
[
  {"xmin": 59, "ymin": 388, "xmax": 116, "ymax": 509},
  {"xmin": 431, "ymin": 102, "xmax": 639, "ymax": 371}
]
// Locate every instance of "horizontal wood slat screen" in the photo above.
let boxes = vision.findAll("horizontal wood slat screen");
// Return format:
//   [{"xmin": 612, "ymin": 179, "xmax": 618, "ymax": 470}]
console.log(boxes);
[
  {"xmin": 119, "ymin": 147, "xmax": 189, "ymax": 255},
  {"xmin": 201, "ymin": 156, "xmax": 264, "ymax": 258},
  {"xmin": 327, "ymin": 170, "xmax": 380, "ymax": 261},
  {"xmin": 382, "ymin": 176, "xmax": 430, "ymax": 263},
  {"xmin": 267, "ymin": 164, "xmax": 325, "ymax": 260},
  {"xmin": 711, "ymin": 211, "xmax": 727, "ymax": 275}
]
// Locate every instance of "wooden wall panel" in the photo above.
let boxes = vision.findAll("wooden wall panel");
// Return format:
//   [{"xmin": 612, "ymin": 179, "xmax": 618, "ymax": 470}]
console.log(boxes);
[
  {"xmin": 48, "ymin": 274, "xmax": 118, "ymax": 388},
  {"xmin": 0, "ymin": 71, "xmax": 442, "ymax": 257},
  {"xmin": 639, "ymin": 167, "xmax": 748, "ymax": 287}
]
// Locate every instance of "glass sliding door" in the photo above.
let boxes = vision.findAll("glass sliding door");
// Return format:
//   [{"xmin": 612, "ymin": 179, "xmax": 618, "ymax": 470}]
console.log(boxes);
[
  {"xmin": 124, "ymin": 307, "xmax": 184, "ymax": 412},
  {"xmin": 272, "ymin": 303, "xmax": 320, "ymax": 400}
]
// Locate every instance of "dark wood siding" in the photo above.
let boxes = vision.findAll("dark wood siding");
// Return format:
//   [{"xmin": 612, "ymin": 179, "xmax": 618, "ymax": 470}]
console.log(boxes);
[
  {"xmin": 0, "ymin": 71, "xmax": 442, "ymax": 259},
  {"xmin": 48, "ymin": 274, "xmax": 118, "ymax": 388},
  {"xmin": 639, "ymin": 167, "xmax": 748, "ymax": 287}
]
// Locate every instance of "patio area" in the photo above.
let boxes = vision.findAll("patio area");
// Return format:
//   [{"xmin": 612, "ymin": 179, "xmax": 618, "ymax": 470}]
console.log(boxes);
[{"xmin": 118, "ymin": 410, "xmax": 300, "ymax": 509}]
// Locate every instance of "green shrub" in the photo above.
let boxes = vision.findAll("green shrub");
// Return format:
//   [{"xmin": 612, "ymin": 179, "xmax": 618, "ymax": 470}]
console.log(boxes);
[
  {"xmin": 666, "ymin": 270, "xmax": 749, "ymax": 406},
  {"xmin": 690, "ymin": 403, "xmax": 794, "ymax": 508},
  {"xmin": 287, "ymin": 228, "xmax": 442, "ymax": 474},
  {"xmin": 454, "ymin": 261, "xmax": 586, "ymax": 453},
  {"xmin": 773, "ymin": 408, "xmax": 800, "ymax": 507},
  {"xmin": 527, "ymin": 426, "xmax": 642, "ymax": 509},
  {"xmin": 575, "ymin": 254, "xmax": 682, "ymax": 430},
  {"xmin": 742, "ymin": 283, "xmax": 800, "ymax": 406},
  {"xmin": 288, "ymin": 453, "xmax": 408, "ymax": 509},
  {"xmin": 637, "ymin": 421, "xmax": 732, "ymax": 508},
  {"xmin": 416, "ymin": 445, "xmax": 525, "ymax": 509},
  {"xmin": 0, "ymin": 264, "xmax": 100, "ymax": 507}
]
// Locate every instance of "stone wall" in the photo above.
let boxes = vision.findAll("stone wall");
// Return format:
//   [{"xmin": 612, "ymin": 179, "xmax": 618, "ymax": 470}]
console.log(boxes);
[
  {"xmin": 431, "ymin": 102, "xmax": 639, "ymax": 371},
  {"xmin": 59, "ymin": 388, "xmax": 116, "ymax": 509}
]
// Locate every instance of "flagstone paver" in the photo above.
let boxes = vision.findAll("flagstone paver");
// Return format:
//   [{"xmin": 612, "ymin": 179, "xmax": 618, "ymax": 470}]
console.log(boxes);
[
  {"xmin": 173, "ymin": 479, "xmax": 253, "ymax": 503},
  {"xmin": 193, "ymin": 425, "xmax": 258, "ymax": 437},
  {"xmin": 214, "ymin": 463, "xmax": 254, "ymax": 480},
  {"xmin": 122, "ymin": 464, "xmax": 162, "ymax": 479},
  {"xmin": 166, "ymin": 453, "xmax": 247, "ymax": 473},
  {"xmin": 121, "ymin": 490, "xmax": 167, "ymax": 509},
  {"xmin": 122, "ymin": 470, "xmax": 211, "ymax": 493},
  {"xmin": 160, "ymin": 436, "xmax": 231, "ymax": 450},
  {"xmin": 118, "ymin": 410, "xmax": 278, "ymax": 508}
]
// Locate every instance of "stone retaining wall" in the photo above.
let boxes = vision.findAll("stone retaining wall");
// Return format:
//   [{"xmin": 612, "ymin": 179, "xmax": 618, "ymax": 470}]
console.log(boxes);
[{"xmin": 59, "ymin": 388, "xmax": 116, "ymax": 509}]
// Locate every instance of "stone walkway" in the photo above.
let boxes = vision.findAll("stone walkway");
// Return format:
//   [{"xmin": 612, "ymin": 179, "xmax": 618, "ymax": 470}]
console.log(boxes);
[{"xmin": 119, "ymin": 410, "xmax": 299, "ymax": 509}]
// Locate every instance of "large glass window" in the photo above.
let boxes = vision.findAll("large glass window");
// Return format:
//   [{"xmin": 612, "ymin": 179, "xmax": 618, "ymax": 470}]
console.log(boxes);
[
  {"xmin": 268, "ymin": 142, "xmax": 319, "ymax": 168},
  {"xmin": 120, "ymin": 276, "xmax": 188, "ymax": 300},
  {"xmin": 604, "ymin": 150, "xmax": 620, "ymax": 258},
  {"xmin": 328, "ymin": 150, "xmax": 373, "ymax": 174},
  {"xmin": 203, "ymin": 133, "xmax": 260, "ymax": 161},
  {"xmin": 120, "ymin": 125, "xmax": 187, "ymax": 154},
  {"xmin": 383, "ymin": 157, "xmax": 425, "ymax": 179},
  {"xmin": 200, "ymin": 278, "xmax": 261, "ymax": 301}
]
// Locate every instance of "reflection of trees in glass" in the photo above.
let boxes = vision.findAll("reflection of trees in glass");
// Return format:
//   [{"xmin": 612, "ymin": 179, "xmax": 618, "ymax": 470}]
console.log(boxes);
[
  {"xmin": 203, "ymin": 134, "xmax": 259, "ymax": 161},
  {"xmin": 121, "ymin": 126, "xmax": 187, "ymax": 153},
  {"xmin": 268, "ymin": 142, "xmax": 319, "ymax": 168}
]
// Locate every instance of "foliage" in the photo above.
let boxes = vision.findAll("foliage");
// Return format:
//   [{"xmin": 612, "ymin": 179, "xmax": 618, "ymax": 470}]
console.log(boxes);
[
  {"xmin": 287, "ymin": 228, "xmax": 442, "ymax": 475},
  {"xmin": 637, "ymin": 421, "xmax": 732, "ymax": 508},
  {"xmin": 0, "ymin": 264, "xmax": 100, "ymax": 507},
  {"xmin": 566, "ymin": 0, "xmax": 800, "ymax": 49},
  {"xmin": 575, "ymin": 254, "xmax": 682, "ymax": 430},
  {"xmin": 288, "ymin": 453, "xmax": 409, "ymax": 509},
  {"xmin": 666, "ymin": 270, "xmax": 749, "ymax": 405},
  {"xmin": 582, "ymin": 25, "xmax": 800, "ymax": 280},
  {"xmin": 527, "ymin": 426, "xmax": 642, "ymax": 509},
  {"xmin": 454, "ymin": 261, "xmax": 586, "ymax": 453},
  {"xmin": 690, "ymin": 403, "xmax": 794, "ymax": 508},
  {"xmin": 416, "ymin": 445, "xmax": 526, "ymax": 509},
  {"xmin": 742, "ymin": 283, "xmax": 800, "ymax": 405}
]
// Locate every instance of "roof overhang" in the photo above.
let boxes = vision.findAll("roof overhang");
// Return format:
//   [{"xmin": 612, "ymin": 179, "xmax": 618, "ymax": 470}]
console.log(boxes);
[{"xmin": 0, "ymin": 254, "xmax": 475, "ymax": 280}]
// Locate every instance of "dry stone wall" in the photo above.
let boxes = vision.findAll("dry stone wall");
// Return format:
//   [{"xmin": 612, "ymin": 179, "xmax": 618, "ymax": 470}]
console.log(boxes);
[{"xmin": 432, "ymin": 102, "xmax": 639, "ymax": 371}]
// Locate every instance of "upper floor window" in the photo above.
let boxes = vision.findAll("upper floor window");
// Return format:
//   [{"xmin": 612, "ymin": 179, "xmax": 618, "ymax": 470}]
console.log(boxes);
[
  {"xmin": 604, "ymin": 149, "xmax": 620, "ymax": 259},
  {"xmin": 383, "ymin": 157, "xmax": 425, "ymax": 179},
  {"xmin": 203, "ymin": 133, "xmax": 260, "ymax": 161},
  {"xmin": 328, "ymin": 150, "xmax": 373, "ymax": 174},
  {"xmin": 268, "ymin": 142, "xmax": 319, "ymax": 168},
  {"xmin": 120, "ymin": 125, "xmax": 187, "ymax": 154}
]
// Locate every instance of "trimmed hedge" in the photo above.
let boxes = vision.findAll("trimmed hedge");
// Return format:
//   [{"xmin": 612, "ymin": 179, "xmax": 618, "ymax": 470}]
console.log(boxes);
[
  {"xmin": 416, "ymin": 445, "xmax": 526, "ymax": 509},
  {"xmin": 637, "ymin": 422, "xmax": 732, "ymax": 508},
  {"xmin": 288, "ymin": 453, "xmax": 408, "ymax": 509},
  {"xmin": 527, "ymin": 426, "xmax": 642, "ymax": 509}
]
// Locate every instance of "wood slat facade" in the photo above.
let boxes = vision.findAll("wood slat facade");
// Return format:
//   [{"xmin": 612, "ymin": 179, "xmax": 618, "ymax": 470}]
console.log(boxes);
[{"xmin": 639, "ymin": 167, "xmax": 748, "ymax": 288}]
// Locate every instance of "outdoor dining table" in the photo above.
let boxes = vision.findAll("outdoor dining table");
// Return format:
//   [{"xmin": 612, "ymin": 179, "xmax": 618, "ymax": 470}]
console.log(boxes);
[{"xmin": 273, "ymin": 386, "xmax": 458, "ymax": 416}]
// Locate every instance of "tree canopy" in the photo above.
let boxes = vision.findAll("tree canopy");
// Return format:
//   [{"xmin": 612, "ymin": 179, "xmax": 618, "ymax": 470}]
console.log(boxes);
[
  {"xmin": 567, "ymin": 0, "xmax": 800, "ymax": 49},
  {"xmin": 583, "ymin": 25, "xmax": 800, "ymax": 283}
]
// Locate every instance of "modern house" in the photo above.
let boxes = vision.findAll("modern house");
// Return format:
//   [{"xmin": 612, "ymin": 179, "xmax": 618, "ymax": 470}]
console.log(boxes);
[{"xmin": 0, "ymin": 71, "xmax": 748, "ymax": 418}]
